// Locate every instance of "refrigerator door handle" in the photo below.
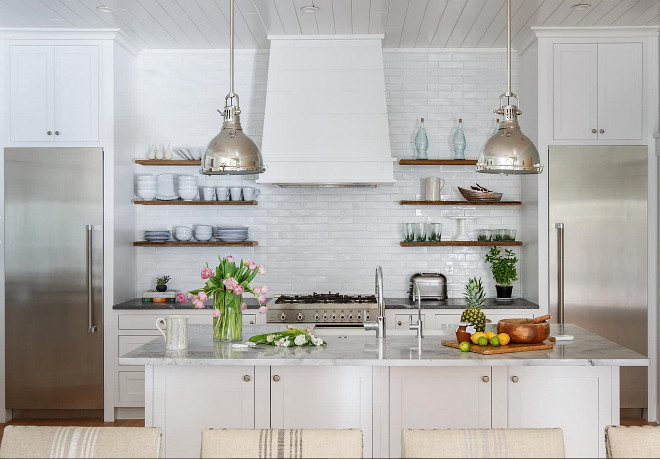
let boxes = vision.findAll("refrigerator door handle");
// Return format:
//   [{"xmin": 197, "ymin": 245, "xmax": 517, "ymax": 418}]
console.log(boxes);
[{"xmin": 87, "ymin": 225, "xmax": 98, "ymax": 333}]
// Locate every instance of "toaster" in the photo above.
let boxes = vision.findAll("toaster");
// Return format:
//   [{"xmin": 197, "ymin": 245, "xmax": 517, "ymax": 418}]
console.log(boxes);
[{"xmin": 409, "ymin": 272, "xmax": 448, "ymax": 300}]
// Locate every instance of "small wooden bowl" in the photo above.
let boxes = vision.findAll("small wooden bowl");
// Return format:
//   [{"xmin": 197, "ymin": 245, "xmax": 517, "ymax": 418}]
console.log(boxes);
[{"xmin": 497, "ymin": 318, "xmax": 550, "ymax": 344}]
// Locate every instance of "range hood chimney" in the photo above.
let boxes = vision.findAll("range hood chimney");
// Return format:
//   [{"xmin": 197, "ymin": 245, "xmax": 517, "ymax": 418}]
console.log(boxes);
[{"xmin": 257, "ymin": 35, "xmax": 395, "ymax": 187}]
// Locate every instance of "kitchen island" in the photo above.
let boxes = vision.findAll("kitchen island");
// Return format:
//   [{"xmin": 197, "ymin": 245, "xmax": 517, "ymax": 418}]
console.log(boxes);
[{"xmin": 121, "ymin": 324, "xmax": 647, "ymax": 458}]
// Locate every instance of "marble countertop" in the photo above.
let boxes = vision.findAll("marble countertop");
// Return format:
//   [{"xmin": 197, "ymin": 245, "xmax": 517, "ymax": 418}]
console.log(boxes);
[
  {"xmin": 113, "ymin": 297, "xmax": 538, "ymax": 310},
  {"xmin": 120, "ymin": 324, "xmax": 648, "ymax": 367}
]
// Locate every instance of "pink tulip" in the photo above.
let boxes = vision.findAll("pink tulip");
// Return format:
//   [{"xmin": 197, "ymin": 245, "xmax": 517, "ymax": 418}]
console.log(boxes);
[
  {"xmin": 258, "ymin": 295, "xmax": 267, "ymax": 305},
  {"xmin": 223, "ymin": 277, "xmax": 238, "ymax": 290},
  {"xmin": 213, "ymin": 309, "xmax": 221, "ymax": 317},
  {"xmin": 201, "ymin": 267, "xmax": 213, "ymax": 280},
  {"xmin": 224, "ymin": 255, "xmax": 234, "ymax": 262},
  {"xmin": 258, "ymin": 265, "xmax": 266, "ymax": 274},
  {"xmin": 176, "ymin": 292, "xmax": 188, "ymax": 303},
  {"xmin": 190, "ymin": 294, "xmax": 198, "ymax": 302},
  {"xmin": 197, "ymin": 291, "xmax": 208, "ymax": 303},
  {"xmin": 241, "ymin": 302, "xmax": 247, "ymax": 310},
  {"xmin": 243, "ymin": 258, "xmax": 253, "ymax": 267},
  {"xmin": 253, "ymin": 286, "xmax": 262, "ymax": 295},
  {"xmin": 248, "ymin": 262, "xmax": 257, "ymax": 271},
  {"xmin": 261, "ymin": 286, "xmax": 269, "ymax": 294},
  {"xmin": 193, "ymin": 300, "xmax": 205, "ymax": 309},
  {"xmin": 258, "ymin": 306, "xmax": 268, "ymax": 314},
  {"xmin": 233, "ymin": 285, "xmax": 244, "ymax": 296}
]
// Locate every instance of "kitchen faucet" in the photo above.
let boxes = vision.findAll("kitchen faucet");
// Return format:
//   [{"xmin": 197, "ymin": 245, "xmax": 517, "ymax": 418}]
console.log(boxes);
[
  {"xmin": 409, "ymin": 283, "xmax": 423, "ymax": 338},
  {"xmin": 364, "ymin": 265, "xmax": 386, "ymax": 338}
]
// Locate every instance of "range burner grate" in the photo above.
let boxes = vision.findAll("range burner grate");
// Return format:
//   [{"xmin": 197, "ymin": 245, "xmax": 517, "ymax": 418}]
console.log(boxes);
[{"xmin": 275, "ymin": 292, "xmax": 377, "ymax": 304}]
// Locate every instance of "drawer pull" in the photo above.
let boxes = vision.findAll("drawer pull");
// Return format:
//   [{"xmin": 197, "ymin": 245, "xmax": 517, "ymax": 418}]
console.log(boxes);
[
  {"xmin": 592, "ymin": 129, "xmax": 597, "ymax": 133},
  {"xmin": 482, "ymin": 376, "xmax": 489, "ymax": 383},
  {"xmin": 397, "ymin": 321, "xmax": 402, "ymax": 326},
  {"xmin": 599, "ymin": 129, "xmax": 605, "ymax": 134},
  {"xmin": 511, "ymin": 376, "xmax": 519, "ymax": 383},
  {"xmin": 243, "ymin": 375, "xmax": 251, "ymax": 382},
  {"xmin": 273, "ymin": 375, "xmax": 280, "ymax": 382}
]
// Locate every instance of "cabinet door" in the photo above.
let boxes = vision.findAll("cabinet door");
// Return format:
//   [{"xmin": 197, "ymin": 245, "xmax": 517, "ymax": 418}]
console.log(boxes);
[
  {"xmin": 390, "ymin": 367, "xmax": 492, "ymax": 457},
  {"xmin": 271, "ymin": 366, "xmax": 373, "ymax": 457},
  {"xmin": 553, "ymin": 43, "xmax": 598, "ymax": 140},
  {"xmin": 54, "ymin": 46, "xmax": 99, "ymax": 142},
  {"xmin": 597, "ymin": 42, "xmax": 643, "ymax": 140},
  {"xmin": 507, "ymin": 366, "xmax": 612, "ymax": 458},
  {"xmin": 9, "ymin": 46, "xmax": 54, "ymax": 142},
  {"xmin": 151, "ymin": 365, "xmax": 255, "ymax": 458}
]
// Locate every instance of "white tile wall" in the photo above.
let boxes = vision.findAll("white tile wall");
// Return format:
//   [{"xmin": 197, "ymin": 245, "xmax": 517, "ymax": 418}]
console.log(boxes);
[{"xmin": 135, "ymin": 49, "xmax": 523, "ymax": 299}]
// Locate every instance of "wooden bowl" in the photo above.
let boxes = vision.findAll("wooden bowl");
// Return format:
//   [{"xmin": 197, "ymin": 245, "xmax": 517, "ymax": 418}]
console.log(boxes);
[
  {"xmin": 497, "ymin": 318, "xmax": 550, "ymax": 344},
  {"xmin": 458, "ymin": 186, "xmax": 503, "ymax": 202}
]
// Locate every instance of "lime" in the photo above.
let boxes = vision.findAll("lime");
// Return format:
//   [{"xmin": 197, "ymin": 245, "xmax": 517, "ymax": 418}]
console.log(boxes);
[
  {"xmin": 477, "ymin": 336, "xmax": 488, "ymax": 346},
  {"xmin": 490, "ymin": 336, "xmax": 500, "ymax": 347},
  {"xmin": 459, "ymin": 341, "xmax": 471, "ymax": 352}
]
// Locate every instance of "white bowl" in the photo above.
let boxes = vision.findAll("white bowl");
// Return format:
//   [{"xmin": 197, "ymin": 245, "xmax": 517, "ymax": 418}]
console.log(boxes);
[
  {"xmin": 194, "ymin": 225, "xmax": 213, "ymax": 231},
  {"xmin": 176, "ymin": 175, "xmax": 197, "ymax": 180},
  {"xmin": 136, "ymin": 175, "xmax": 157, "ymax": 180},
  {"xmin": 137, "ymin": 189, "xmax": 158, "ymax": 201},
  {"xmin": 194, "ymin": 233, "xmax": 213, "ymax": 241},
  {"xmin": 137, "ymin": 183, "xmax": 157, "ymax": 188},
  {"xmin": 176, "ymin": 184, "xmax": 199, "ymax": 189},
  {"xmin": 174, "ymin": 233, "xmax": 193, "ymax": 241},
  {"xmin": 177, "ymin": 189, "xmax": 198, "ymax": 201}
]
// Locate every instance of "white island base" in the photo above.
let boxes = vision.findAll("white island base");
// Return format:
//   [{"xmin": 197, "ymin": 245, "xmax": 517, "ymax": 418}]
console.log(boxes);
[{"xmin": 121, "ymin": 325, "xmax": 648, "ymax": 458}]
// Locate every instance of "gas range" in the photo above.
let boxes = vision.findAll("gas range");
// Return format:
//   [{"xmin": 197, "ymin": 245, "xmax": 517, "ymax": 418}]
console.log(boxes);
[{"xmin": 266, "ymin": 292, "xmax": 378, "ymax": 325}]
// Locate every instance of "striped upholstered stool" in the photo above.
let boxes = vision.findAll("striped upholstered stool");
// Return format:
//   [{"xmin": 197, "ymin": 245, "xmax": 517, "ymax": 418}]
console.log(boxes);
[
  {"xmin": 606, "ymin": 425, "xmax": 660, "ymax": 458},
  {"xmin": 0, "ymin": 426, "xmax": 161, "ymax": 458},
  {"xmin": 401, "ymin": 428, "xmax": 565, "ymax": 458},
  {"xmin": 200, "ymin": 428, "xmax": 363, "ymax": 458}
]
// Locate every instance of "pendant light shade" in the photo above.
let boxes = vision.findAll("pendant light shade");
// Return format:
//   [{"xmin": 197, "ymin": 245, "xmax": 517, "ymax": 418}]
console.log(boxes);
[
  {"xmin": 201, "ymin": 0, "xmax": 265, "ymax": 175},
  {"xmin": 476, "ymin": 0, "xmax": 542, "ymax": 175}
]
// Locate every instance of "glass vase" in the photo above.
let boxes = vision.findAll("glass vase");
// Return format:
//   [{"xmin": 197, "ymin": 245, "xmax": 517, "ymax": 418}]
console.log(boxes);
[
  {"xmin": 414, "ymin": 117, "xmax": 428, "ymax": 160},
  {"xmin": 213, "ymin": 291, "xmax": 242, "ymax": 342}
]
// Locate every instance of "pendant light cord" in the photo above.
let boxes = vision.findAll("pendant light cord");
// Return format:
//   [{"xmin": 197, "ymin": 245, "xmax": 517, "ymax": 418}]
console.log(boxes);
[
  {"xmin": 506, "ymin": 0, "xmax": 511, "ymax": 98},
  {"xmin": 229, "ymin": 0, "xmax": 235, "ymax": 98}
]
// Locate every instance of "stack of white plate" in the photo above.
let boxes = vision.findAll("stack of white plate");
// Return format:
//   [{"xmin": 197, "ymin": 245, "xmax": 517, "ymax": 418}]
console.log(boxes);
[
  {"xmin": 136, "ymin": 175, "xmax": 158, "ymax": 201},
  {"xmin": 176, "ymin": 175, "xmax": 199, "ymax": 201},
  {"xmin": 215, "ymin": 226, "xmax": 249, "ymax": 242},
  {"xmin": 156, "ymin": 174, "xmax": 178, "ymax": 201},
  {"xmin": 144, "ymin": 230, "xmax": 171, "ymax": 242}
]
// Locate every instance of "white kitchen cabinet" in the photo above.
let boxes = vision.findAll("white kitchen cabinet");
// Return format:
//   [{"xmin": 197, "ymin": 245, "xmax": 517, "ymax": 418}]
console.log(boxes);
[
  {"xmin": 389, "ymin": 367, "xmax": 492, "ymax": 457},
  {"xmin": 270, "ymin": 366, "xmax": 373, "ymax": 457},
  {"xmin": 393, "ymin": 313, "xmax": 426, "ymax": 330},
  {"xmin": 553, "ymin": 42, "xmax": 643, "ymax": 141},
  {"xmin": 9, "ymin": 45, "xmax": 99, "ymax": 142},
  {"xmin": 150, "ymin": 365, "xmax": 255, "ymax": 458},
  {"xmin": 505, "ymin": 366, "xmax": 613, "ymax": 458},
  {"xmin": 118, "ymin": 371, "xmax": 145, "ymax": 403}
]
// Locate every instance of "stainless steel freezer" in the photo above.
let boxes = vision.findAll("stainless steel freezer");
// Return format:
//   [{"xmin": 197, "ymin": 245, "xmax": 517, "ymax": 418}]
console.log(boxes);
[
  {"xmin": 549, "ymin": 145, "xmax": 648, "ymax": 410},
  {"xmin": 5, "ymin": 147, "xmax": 103, "ymax": 410}
]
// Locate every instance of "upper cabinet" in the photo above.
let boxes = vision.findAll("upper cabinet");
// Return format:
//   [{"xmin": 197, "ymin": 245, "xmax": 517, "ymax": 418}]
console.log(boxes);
[
  {"xmin": 553, "ymin": 42, "xmax": 643, "ymax": 141},
  {"xmin": 9, "ymin": 45, "xmax": 99, "ymax": 143}
]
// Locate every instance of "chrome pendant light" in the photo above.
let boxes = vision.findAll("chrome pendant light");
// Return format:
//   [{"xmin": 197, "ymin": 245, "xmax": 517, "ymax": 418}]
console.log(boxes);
[
  {"xmin": 476, "ymin": 0, "xmax": 542, "ymax": 175},
  {"xmin": 201, "ymin": 0, "xmax": 266, "ymax": 175}
]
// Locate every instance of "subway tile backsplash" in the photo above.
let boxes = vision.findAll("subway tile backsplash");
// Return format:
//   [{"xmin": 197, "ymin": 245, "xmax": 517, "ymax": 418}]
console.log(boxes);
[{"xmin": 135, "ymin": 50, "xmax": 522, "ymax": 298}]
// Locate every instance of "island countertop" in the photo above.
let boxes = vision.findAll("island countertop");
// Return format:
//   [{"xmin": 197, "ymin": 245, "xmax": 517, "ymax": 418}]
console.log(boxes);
[{"xmin": 120, "ymin": 324, "xmax": 648, "ymax": 367}]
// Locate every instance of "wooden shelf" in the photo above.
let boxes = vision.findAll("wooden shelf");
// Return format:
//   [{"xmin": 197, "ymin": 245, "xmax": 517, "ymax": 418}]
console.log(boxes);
[
  {"xmin": 400, "ymin": 200, "xmax": 521, "ymax": 206},
  {"xmin": 398, "ymin": 159, "xmax": 477, "ymax": 166},
  {"xmin": 133, "ymin": 241, "xmax": 258, "ymax": 247},
  {"xmin": 133, "ymin": 200, "xmax": 257, "ymax": 206},
  {"xmin": 135, "ymin": 160, "xmax": 199, "ymax": 166},
  {"xmin": 400, "ymin": 241, "xmax": 522, "ymax": 247}
]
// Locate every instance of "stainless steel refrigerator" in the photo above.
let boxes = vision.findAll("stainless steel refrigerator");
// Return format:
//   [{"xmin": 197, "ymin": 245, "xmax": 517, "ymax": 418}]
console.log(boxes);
[
  {"xmin": 549, "ymin": 145, "xmax": 648, "ymax": 412},
  {"xmin": 5, "ymin": 147, "xmax": 103, "ymax": 412}
]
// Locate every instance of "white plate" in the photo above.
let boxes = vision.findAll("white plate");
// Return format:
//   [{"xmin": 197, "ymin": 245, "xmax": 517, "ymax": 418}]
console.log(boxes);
[{"xmin": 157, "ymin": 174, "xmax": 176, "ymax": 198}]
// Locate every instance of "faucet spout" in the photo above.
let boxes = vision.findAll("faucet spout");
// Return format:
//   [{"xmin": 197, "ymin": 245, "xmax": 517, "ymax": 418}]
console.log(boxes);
[{"xmin": 364, "ymin": 265, "xmax": 386, "ymax": 338}]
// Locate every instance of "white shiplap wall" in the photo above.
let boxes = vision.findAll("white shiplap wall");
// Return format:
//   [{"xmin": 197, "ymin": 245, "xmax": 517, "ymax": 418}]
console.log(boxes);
[{"xmin": 135, "ymin": 49, "xmax": 522, "ymax": 298}]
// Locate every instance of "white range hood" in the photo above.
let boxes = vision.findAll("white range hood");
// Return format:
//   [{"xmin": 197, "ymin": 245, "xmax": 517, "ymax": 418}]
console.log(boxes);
[{"xmin": 257, "ymin": 35, "xmax": 395, "ymax": 187}]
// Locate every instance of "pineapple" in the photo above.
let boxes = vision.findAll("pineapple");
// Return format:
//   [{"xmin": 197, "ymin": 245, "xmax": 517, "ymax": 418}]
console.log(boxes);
[{"xmin": 461, "ymin": 277, "xmax": 487, "ymax": 332}]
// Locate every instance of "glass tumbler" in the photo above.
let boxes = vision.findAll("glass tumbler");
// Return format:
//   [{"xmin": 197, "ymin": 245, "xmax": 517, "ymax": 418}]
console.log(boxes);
[
  {"xmin": 403, "ymin": 223, "xmax": 415, "ymax": 242},
  {"xmin": 415, "ymin": 222, "xmax": 427, "ymax": 242},
  {"xmin": 428, "ymin": 223, "xmax": 442, "ymax": 242}
]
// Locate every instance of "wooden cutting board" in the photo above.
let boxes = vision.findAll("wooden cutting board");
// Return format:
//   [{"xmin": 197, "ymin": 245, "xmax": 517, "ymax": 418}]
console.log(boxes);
[{"xmin": 441, "ymin": 339, "xmax": 554, "ymax": 355}]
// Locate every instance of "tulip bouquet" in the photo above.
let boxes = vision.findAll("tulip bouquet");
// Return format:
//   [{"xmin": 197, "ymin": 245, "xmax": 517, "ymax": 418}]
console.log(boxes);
[{"xmin": 182, "ymin": 255, "xmax": 268, "ymax": 342}]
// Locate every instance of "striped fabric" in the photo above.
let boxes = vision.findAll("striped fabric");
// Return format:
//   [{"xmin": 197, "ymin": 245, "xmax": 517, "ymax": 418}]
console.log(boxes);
[
  {"xmin": 401, "ymin": 428, "xmax": 565, "ymax": 458},
  {"xmin": 200, "ymin": 428, "xmax": 363, "ymax": 458},
  {"xmin": 606, "ymin": 425, "xmax": 660, "ymax": 458},
  {"xmin": 0, "ymin": 426, "xmax": 161, "ymax": 458}
]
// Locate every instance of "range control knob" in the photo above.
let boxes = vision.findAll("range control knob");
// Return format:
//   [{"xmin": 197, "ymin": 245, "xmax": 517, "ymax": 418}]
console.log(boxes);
[
  {"xmin": 279, "ymin": 312, "xmax": 286, "ymax": 322},
  {"xmin": 339, "ymin": 314, "xmax": 345, "ymax": 320},
  {"xmin": 314, "ymin": 313, "xmax": 320, "ymax": 321},
  {"xmin": 357, "ymin": 314, "xmax": 362, "ymax": 321},
  {"xmin": 322, "ymin": 313, "xmax": 328, "ymax": 321},
  {"xmin": 331, "ymin": 314, "xmax": 337, "ymax": 320},
  {"xmin": 297, "ymin": 313, "xmax": 304, "ymax": 322},
  {"xmin": 348, "ymin": 314, "xmax": 354, "ymax": 321}
]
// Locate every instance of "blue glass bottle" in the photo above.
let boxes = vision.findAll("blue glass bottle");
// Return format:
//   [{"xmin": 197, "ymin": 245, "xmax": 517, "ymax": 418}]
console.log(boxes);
[
  {"xmin": 452, "ymin": 118, "xmax": 466, "ymax": 160},
  {"xmin": 415, "ymin": 117, "xmax": 428, "ymax": 160}
]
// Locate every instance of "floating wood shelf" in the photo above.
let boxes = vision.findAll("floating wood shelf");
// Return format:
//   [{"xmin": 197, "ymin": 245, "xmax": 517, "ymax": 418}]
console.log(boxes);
[
  {"xmin": 133, "ymin": 200, "xmax": 257, "ymax": 206},
  {"xmin": 398, "ymin": 159, "xmax": 477, "ymax": 166},
  {"xmin": 400, "ymin": 200, "xmax": 521, "ymax": 206},
  {"xmin": 135, "ymin": 160, "xmax": 199, "ymax": 166},
  {"xmin": 133, "ymin": 241, "xmax": 258, "ymax": 247},
  {"xmin": 400, "ymin": 241, "xmax": 522, "ymax": 247}
]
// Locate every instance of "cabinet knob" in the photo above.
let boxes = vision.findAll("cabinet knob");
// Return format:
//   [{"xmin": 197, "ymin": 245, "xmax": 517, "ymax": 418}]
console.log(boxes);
[
  {"xmin": 55, "ymin": 131, "xmax": 60, "ymax": 136},
  {"xmin": 47, "ymin": 131, "xmax": 53, "ymax": 135},
  {"xmin": 592, "ymin": 129, "xmax": 597, "ymax": 134},
  {"xmin": 599, "ymin": 129, "xmax": 605, "ymax": 134},
  {"xmin": 273, "ymin": 375, "xmax": 280, "ymax": 382},
  {"xmin": 243, "ymin": 375, "xmax": 251, "ymax": 382},
  {"xmin": 511, "ymin": 376, "xmax": 519, "ymax": 383},
  {"xmin": 249, "ymin": 321, "xmax": 254, "ymax": 325},
  {"xmin": 482, "ymin": 376, "xmax": 489, "ymax": 383},
  {"xmin": 397, "ymin": 321, "xmax": 402, "ymax": 326}
]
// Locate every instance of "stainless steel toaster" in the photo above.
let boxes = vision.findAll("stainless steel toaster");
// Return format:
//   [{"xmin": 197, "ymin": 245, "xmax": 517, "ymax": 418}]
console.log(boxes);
[{"xmin": 409, "ymin": 272, "xmax": 448, "ymax": 300}]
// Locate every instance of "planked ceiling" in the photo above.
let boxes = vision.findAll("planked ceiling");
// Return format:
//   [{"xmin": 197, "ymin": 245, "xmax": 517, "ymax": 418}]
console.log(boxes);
[{"xmin": 0, "ymin": 0, "xmax": 658, "ymax": 50}]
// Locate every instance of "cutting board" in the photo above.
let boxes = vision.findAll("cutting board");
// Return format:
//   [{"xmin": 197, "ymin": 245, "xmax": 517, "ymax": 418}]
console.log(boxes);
[{"xmin": 441, "ymin": 339, "xmax": 554, "ymax": 355}]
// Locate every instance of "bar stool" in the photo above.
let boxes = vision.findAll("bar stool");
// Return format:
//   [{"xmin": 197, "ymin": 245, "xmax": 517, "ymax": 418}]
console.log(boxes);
[{"xmin": 606, "ymin": 425, "xmax": 660, "ymax": 458}]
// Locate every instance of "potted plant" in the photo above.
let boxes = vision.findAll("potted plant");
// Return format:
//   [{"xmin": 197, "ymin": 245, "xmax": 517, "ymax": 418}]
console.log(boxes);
[
  {"xmin": 484, "ymin": 246, "xmax": 518, "ymax": 299},
  {"xmin": 156, "ymin": 275, "xmax": 171, "ymax": 292}
]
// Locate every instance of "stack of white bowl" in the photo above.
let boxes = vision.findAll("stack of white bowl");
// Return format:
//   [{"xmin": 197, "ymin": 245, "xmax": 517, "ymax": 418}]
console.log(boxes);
[
  {"xmin": 174, "ymin": 226, "xmax": 193, "ymax": 241},
  {"xmin": 136, "ymin": 175, "xmax": 158, "ymax": 201},
  {"xmin": 193, "ymin": 225, "xmax": 213, "ymax": 241},
  {"xmin": 176, "ymin": 175, "xmax": 199, "ymax": 201}
]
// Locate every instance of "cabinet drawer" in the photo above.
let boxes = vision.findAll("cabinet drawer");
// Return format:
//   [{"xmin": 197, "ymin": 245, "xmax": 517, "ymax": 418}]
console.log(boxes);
[
  {"xmin": 118, "ymin": 335, "xmax": 159, "ymax": 358},
  {"xmin": 118, "ymin": 312, "xmax": 210, "ymax": 330},
  {"xmin": 118, "ymin": 371, "xmax": 145, "ymax": 403},
  {"xmin": 393, "ymin": 313, "xmax": 426, "ymax": 329},
  {"xmin": 242, "ymin": 314, "xmax": 257, "ymax": 325}
]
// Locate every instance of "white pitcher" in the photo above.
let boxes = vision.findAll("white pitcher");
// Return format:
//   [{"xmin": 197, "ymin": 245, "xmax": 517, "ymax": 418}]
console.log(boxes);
[
  {"xmin": 425, "ymin": 177, "xmax": 445, "ymax": 201},
  {"xmin": 156, "ymin": 315, "xmax": 189, "ymax": 350}
]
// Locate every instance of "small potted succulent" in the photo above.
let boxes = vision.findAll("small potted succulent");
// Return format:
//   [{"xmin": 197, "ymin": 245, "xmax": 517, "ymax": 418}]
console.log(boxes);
[
  {"xmin": 484, "ymin": 246, "xmax": 518, "ymax": 299},
  {"xmin": 156, "ymin": 275, "xmax": 171, "ymax": 292}
]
